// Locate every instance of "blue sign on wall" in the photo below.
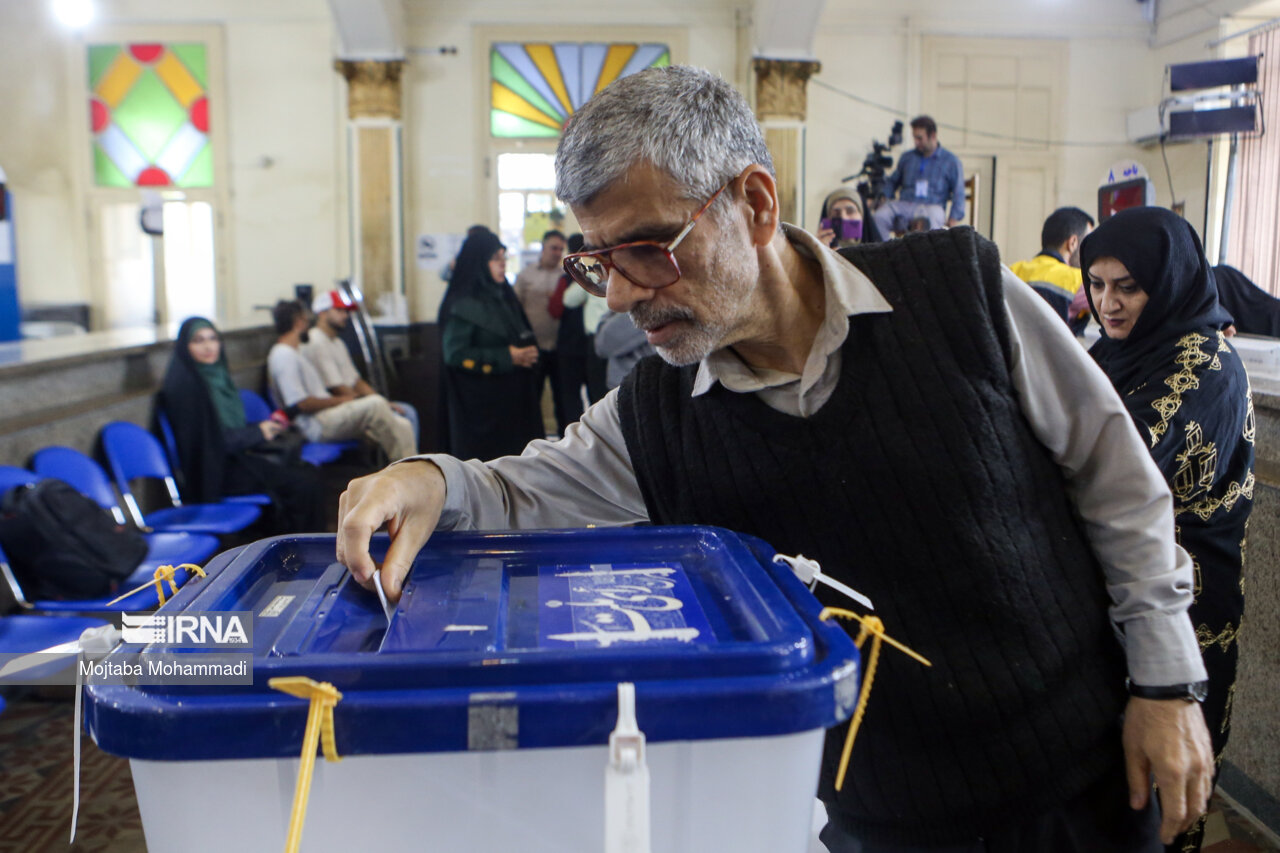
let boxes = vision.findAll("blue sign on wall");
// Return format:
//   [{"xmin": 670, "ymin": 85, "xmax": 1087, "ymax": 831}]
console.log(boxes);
[{"xmin": 0, "ymin": 170, "xmax": 20, "ymax": 343}]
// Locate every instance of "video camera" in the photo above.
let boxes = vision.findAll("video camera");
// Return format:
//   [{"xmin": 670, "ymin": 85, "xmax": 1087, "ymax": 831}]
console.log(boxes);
[{"xmin": 843, "ymin": 120, "xmax": 904, "ymax": 203}]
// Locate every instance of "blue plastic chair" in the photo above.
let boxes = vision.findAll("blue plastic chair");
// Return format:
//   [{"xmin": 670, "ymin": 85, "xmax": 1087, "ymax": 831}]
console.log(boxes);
[
  {"xmin": 30, "ymin": 448, "xmax": 220, "ymax": 566},
  {"xmin": 238, "ymin": 388, "xmax": 357, "ymax": 466},
  {"xmin": 2, "ymin": 542, "xmax": 197, "ymax": 612},
  {"xmin": 156, "ymin": 408, "xmax": 270, "ymax": 507},
  {"xmin": 238, "ymin": 388, "xmax": 272, "ymax": 422},
  {"xmin": 0, "ymin": 612, "xmax": 111, "ymax": 685},
  {"xmin": 0, "ymin": 468, "xmax": 204, "ymax": 612},
  {"xmin": 0, "ymin": 465, "xmax": 36, "ymax": 495},
  {"xmin": 99, "ymin": 422, "xmax": 261, "ymax": 535}
]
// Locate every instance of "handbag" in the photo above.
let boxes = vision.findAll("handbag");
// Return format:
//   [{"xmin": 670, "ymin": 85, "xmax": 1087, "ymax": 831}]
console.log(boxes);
[{"xmin": 246, "ymin": 428, "xmax": 305, "ymax": 467}]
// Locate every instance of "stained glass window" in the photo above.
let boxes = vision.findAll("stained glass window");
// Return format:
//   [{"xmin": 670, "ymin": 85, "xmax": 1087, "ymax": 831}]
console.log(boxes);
[
  {"xmin": 490, "ymin": 42, "xmax": 670, "ymax": 138},
  {"xmin": 88, "ymin": 43, "xmax": 213, "ymax": 188}
]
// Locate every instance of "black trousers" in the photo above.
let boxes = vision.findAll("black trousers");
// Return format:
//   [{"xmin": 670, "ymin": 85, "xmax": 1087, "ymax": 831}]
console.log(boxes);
[
  {"xmin": 555, "ymin": 352, "xmax": 588, "ymax": 428},
  {"xmin": 223, "ymin": 455, "xmax": 326, "ymax": 534},
  {"xmin": 584, "ymin": 335, "xmax": 608, "ymax": 404},
  {"xmin": 819, "ymin": 769, "xmax": 1162, "ymax": 853}
]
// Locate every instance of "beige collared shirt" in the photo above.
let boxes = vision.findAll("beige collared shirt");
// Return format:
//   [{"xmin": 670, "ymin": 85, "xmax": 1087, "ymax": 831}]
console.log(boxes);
[
  {"xmin": 420, "ymin": 224, "xmax": 1206, "ymax": 687},
  {"xmin": 690, "ymin": 225, "xmax": 891, "ymax": 417}
]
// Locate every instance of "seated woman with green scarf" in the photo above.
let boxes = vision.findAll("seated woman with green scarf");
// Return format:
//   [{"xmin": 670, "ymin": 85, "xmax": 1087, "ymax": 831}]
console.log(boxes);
[{"xmin": 159, "ymin": 317, "xmax": 326, "ymax": 534}]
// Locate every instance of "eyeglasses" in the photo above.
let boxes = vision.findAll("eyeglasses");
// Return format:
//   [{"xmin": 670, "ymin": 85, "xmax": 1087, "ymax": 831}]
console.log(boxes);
[{"xmin": 561, "ymin": 180, "xmax": 730, "ymax": 298}]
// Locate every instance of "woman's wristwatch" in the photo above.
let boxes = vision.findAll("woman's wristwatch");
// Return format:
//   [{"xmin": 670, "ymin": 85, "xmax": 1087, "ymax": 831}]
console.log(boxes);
[{"xmin": 1126, "ymin": 679, "xmax": 1210, "ymax": 703}]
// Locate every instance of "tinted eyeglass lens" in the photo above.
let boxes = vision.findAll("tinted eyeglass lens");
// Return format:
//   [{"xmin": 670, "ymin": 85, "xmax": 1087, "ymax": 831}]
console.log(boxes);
[
  {"xmin": 612, "ymin": 244, "xmax": 680, "ymax": 288},
  {"xmin": 567, "ymin": 257, "xmax": 608, "ymax": 291}
]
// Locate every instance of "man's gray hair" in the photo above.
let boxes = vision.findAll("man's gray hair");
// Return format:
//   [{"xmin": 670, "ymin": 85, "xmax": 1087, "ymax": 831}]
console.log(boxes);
[{"xmin": 555, "ymin": 65, "xmax": 774, "ymax": 212}]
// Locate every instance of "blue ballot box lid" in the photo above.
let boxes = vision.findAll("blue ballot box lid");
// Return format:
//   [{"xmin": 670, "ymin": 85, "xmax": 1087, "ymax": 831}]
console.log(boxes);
[{"xmin": 86, "ymin": 526, "xmax": 860, "ymax": 760}]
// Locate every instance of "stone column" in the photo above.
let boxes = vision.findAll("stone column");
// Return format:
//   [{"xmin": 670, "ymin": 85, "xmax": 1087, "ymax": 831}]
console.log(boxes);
[
  {"xmin": 753, "ymin": 58, "xmax": 820, "ymax": 226},
  {"xmin": 335, "ymin": 60, "xmax": 405, "ymax": 311}
]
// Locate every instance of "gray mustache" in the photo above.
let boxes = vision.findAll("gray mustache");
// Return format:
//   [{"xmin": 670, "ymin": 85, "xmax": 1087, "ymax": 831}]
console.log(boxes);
[{"xmin": 630, "ymin": 305, "xmax": 696, "ymax": 331}]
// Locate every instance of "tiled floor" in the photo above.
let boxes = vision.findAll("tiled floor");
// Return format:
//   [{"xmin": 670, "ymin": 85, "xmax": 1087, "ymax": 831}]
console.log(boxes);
[
  {"xmin": 1202, "ymin": 791, "xmax": 1280, "ymax": 853},
  {"xmin": 1, "ymin": 693, "xmax": 1277, "ymax": 853}
]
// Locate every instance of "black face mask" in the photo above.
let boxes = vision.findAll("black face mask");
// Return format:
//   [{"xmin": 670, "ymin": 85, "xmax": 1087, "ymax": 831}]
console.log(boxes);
[{"xmin": 300, "ymin": 330, "xmax": 310, "ymax": 344}]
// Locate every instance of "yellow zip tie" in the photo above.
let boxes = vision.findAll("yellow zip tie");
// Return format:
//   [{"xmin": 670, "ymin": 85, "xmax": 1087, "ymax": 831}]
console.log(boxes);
[
  {"xmin": 820, "ymin": 607, "xmax": 932, "ymax": 791},
  {"xmin": 269, "ymin": 676, "xmax": 344, "ymax": 853},
  {"xmin": 105, "ymin": 563, "xmax": 207, "ymax": 607}
]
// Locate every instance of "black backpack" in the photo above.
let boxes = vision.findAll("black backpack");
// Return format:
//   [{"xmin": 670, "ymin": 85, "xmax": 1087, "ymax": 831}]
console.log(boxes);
[{"xmin": 0, "ymin": 480, "xmax": 149, "ymax": 601}]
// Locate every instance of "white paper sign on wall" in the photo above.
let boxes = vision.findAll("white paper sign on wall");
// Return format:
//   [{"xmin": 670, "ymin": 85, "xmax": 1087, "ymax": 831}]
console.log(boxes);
[{"xmin": 416, "ymin": 233, "xmax": 464, "ymax": 274}]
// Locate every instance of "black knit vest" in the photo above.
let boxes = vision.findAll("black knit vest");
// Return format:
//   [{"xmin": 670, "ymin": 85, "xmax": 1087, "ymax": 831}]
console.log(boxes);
[{"xmin": 617, "ymin": 228, "xmax": 1128, "ymax": 845}]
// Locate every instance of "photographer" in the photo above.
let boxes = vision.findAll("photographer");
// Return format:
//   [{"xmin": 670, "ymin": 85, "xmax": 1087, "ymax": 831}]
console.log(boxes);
[
  {"xmin": 873, "ymin": 115, "xmax": 965, "ymax": 236},
  {"xmin": 815, "ymin": 187, "xmax": 864, "ymax": 249}
]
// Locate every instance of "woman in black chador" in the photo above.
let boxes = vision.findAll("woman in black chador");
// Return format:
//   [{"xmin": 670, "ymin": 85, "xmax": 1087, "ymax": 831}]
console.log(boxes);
[
  {"xmin": 1082, "ymin": 207, "xmax": 1254, "ymax": 853},
  {"xmin": 160, "ymin": 317, "xmax": 325, "ymax": 533},
  {"xmin": 437, "ymin": 230, "xmax": 544, "ymax": 459}
]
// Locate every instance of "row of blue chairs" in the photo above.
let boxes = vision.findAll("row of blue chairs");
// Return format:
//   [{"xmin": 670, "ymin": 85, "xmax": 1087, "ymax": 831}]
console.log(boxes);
[
  {"xmin": 0, "ymin": 398, "xmax": 339, "ymax": 711},
  {"xmin": 234, "ymin": 388, "xmax": 359, "ymax": 466},
  {"xmin": 152, "ymin": 391, "xmax": 358, "ymax": 503},
  {"xmin": 157, "ymin": 389, "xmax": 358, "ymax": 469},
  {"xmin": 0, "ymin": 414, "xmax": 279, "ymax": 612},
  {"xmin": 0, "ymin": 460, "xmax": 220, "ymax": 612}
]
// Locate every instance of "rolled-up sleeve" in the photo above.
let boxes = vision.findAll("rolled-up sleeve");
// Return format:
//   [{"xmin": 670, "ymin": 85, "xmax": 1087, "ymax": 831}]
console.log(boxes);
[{"xmin": 1001, "ymin": 268, "xmax": 1206, "ymax": 686}]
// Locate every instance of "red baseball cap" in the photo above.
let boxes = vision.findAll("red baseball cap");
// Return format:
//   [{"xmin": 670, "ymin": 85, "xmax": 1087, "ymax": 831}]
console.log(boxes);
[{"xmin": 312, "ymin": 290, "xmax": 358, "ymax": 313}]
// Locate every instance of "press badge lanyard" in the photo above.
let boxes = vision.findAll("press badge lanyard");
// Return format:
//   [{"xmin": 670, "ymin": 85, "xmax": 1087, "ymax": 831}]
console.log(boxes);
[{"xmin": 914, "ymin": 153, "xmax": 935, "ymax": 201}]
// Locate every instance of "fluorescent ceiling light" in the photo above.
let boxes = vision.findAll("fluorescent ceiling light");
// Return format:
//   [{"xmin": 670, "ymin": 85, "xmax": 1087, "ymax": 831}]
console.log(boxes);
[{"xmin": 51, "ymin": 0, "xmax": 94, "ymax": 29}]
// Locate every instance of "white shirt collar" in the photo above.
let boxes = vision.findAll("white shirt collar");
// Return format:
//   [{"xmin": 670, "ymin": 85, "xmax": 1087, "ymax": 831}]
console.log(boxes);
[{"xmin": 690, "ymin": 224, "xmax": 892, "ymax": 398}]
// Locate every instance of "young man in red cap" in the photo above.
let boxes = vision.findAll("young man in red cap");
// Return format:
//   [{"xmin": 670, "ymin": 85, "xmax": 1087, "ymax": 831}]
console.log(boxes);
[
  {"xmin": 268, "ymin": 299, "xmax": 416, "ymax": 463},
  {"xmin": 303, "ymin": 289, "xmax": 420, "ymax": 445}
]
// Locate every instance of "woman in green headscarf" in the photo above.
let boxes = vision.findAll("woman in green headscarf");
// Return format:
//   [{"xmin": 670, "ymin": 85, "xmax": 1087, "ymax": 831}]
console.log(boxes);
[{"xmin": 159, "ymin": 317, "xmax": 324, "ymax": 532}]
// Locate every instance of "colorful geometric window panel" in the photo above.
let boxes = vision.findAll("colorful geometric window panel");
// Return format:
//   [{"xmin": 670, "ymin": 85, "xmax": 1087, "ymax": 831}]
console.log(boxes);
[
  {"xmin": 491, "ymin": 42, "xmax": 670, "ymax": 138},
  {"xmin": 88, "ymin": 43, "xmax": 213, "ymax": 188}
]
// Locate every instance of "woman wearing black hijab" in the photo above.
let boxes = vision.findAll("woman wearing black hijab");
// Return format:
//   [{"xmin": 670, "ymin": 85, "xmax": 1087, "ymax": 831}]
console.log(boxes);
[
  {"xmin": 437, "ymin": 230, "xmax": 544, "ymax": 459},
  {"xmin": 1212, "ymin": 264, "xmax": 1280, "ymax": 338},
  {"xmin": 1082, "ymin": 207, "xmax": 1253, "ymax": 853},
  {"xmin": 159, "ymin": 317, "xmax": 325, "ymax": 533}
]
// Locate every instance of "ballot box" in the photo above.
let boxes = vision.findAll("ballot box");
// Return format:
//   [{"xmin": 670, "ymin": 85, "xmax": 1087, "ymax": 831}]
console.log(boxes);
[{"xmin": 85, "ymin": 527, "xmax": 860, "ymax": 853}]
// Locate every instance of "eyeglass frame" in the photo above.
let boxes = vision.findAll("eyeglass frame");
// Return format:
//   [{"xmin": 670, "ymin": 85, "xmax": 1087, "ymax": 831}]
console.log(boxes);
[{"xmin": 561, "ymin": 178, "xmax": 731, "ymax": 298}]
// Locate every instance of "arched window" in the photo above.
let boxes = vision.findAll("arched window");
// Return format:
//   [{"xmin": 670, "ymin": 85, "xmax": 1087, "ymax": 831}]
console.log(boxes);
[{"xmin": 490, "ymin": 42, "xmax": 670, "ymax": 138}]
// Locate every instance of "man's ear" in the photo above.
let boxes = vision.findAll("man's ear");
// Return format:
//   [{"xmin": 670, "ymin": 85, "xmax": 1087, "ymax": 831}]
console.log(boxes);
[
  {"xmin": 1065, "ymin": 234, "xmax": 1080, "ymax": 257},
  {"xmin": 740, "ymin": 166, "xmax": 780, "ymax": 248}
]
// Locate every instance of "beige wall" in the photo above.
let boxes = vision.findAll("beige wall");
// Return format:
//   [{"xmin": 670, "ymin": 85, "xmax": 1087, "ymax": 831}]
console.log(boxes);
[
  {"xmin": 0, "ymin": 0, "xmax": 343, "ymax": 328},
  {"xmin": 400, "ymin": 0, "xmax": 742, "ymax": 320},
  {"xmin": 0, "ymin": 3, "xmax": 88, "ymax": 307},
  {"xmin": 221, "ymin": 14, "xmax": 346, "ymax": 324},
  {"xmin": 804, "ymin": 1, "xmax": 1237, "ymax": 264},
  {"xmin": 0, "ymin": 0, "xmax": 1260, "ymax": 329}
]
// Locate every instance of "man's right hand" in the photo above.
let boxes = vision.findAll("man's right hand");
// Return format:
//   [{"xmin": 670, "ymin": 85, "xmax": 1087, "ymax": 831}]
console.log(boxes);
[{"xmin": 336, "ymin": 459, "xmax": 447, "ymax": 603}]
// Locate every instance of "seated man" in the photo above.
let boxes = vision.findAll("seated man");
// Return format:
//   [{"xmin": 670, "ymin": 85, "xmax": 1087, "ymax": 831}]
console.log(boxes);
[
  {"xmin": 1009, "ymin": 206, "xmax": 1095, "ymax": 326},
  {"xmin": 267, "ymin": 299, "xmax": 416, "ymax": 463},
  {"xmin": 872, "ymin": 115, "xmax": 965, "ymax": 236},
  {"xmin": 301, "ymin": 289, "xmax": 420, "ymax": 445}
]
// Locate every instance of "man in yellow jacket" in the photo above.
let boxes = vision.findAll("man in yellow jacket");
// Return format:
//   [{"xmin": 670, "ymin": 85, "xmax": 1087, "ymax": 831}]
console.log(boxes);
[{"xmin": 1009, "ymin": 206, "xmax": 1095, "ymax": 327}]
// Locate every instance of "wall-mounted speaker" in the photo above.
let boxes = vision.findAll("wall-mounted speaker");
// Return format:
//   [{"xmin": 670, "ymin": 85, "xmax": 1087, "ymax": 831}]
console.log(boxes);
[
  {"xmin": 1168, "ymin": 105, "xmax": 1258, "ymax": 138},
  {"xmin": 1169, "ymin": 57, "xmax": 1259, "ymax": 92}
]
